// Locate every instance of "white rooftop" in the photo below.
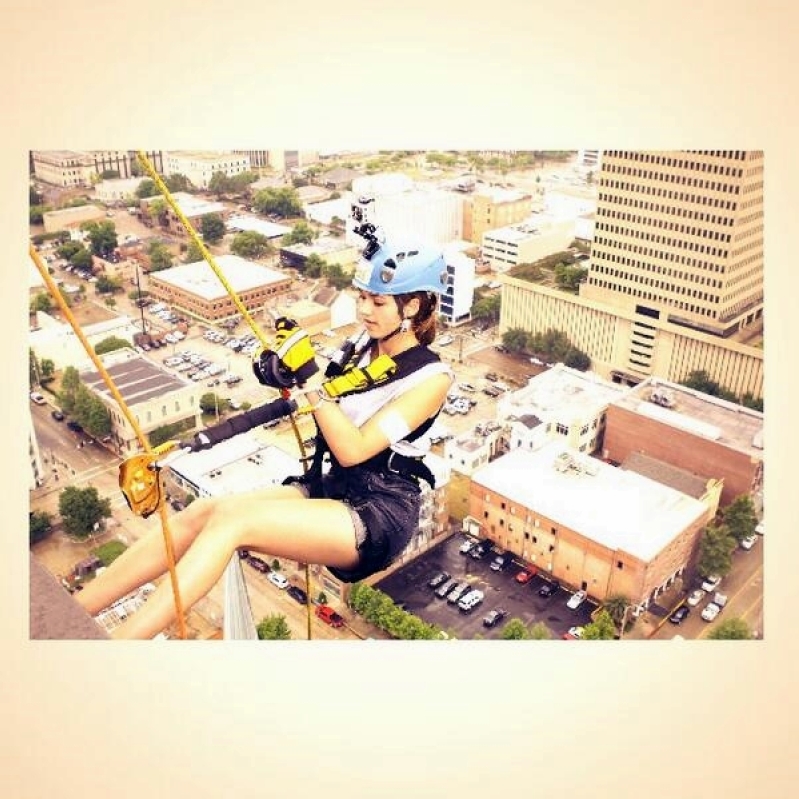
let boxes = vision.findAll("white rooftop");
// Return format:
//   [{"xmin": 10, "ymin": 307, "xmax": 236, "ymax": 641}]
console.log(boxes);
[
  {"xmin": 498, "ymin": 363, "xmax": 627, "ymax": 424},
  {"xmin": 472, "ymin": 442, "xmax": 708, "ymax": 561},
  {"xmin": 226, "ymin": 214, "xmax": 292, "ymax": 238},
  {"xmin": 149, "ymin": 254, "xmax": 287, "ymax": 301},
  {"xmin": 142, "ymin": 191, "xmax": 225, "ymax": 217}
]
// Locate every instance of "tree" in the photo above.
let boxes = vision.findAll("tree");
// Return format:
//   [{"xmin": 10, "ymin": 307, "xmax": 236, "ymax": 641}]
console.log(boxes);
[
  {"xmin": 563, "ymin": 348, "xmax": 591, "ymax": 371},
  {"xmin": 81, "ymin": 220, "xmax": 118, "ymax": 258},
  {"xmin": 135, "ymin": 179, "xmax": 158, "ymax": 199},
  {"xmin": 681, "ymin": 369, "xmax": 737, "ymax": 403},
  {"xmin": 95, "ymin": 274, "xmax": 123, "ymax": 294},
  {"xmin": 257, "ymin": 614, "xmax": 292, "ymax": 640},
  {"xmin": 230, "ymin": 230, "xmax": 270, "ymax": 259},
  {"xmin": 69, "ymin": 247, "xmax": 93, "ymax": 270},
  {"xmin": 200, "ymin": 213, "xmax": 226, "ymax": 244},
  {"xmin": 57, "ymin": 240, "xmax": 84, "ymax": 261},
  {"xmin": 528, "ymin": 622, "xmax": 552, "ymax": 639},
  {"xmin": 147, "ymin": 198, "xmax": 168, "ymax": 227},
  {"xmin": 184, "ymin": 239, "xmax": 205, "ymax": 263},
  {"xmin": 708, "ymin": 618, "xmax": 753, "ymax": 640},
  {"xmin": 30, "ymin": 204, "xmax": 49, "ymax": 224},
  {"xmin": 199, "ymin": 392, "xmax": 222, "ymax": 414},
  {"xmin": 554, "ymin": 263, "xmax": 588, "ymax": 292},
  {"xmin": 582, "ymin": 609, "xmax": 617, "ymax": 640},
  {"xmin": 30, "ymin": 185, "xmax": 44, "ymax": 205},
  {"xmin": 322, "ymin": 262, "xmax": 352, "ymax": 290},
  {"xmin": 283, "ymin": 220, "xmax": 315, "ymax": 246},
  {"xmin": 30, "ymin": 511, "xmax": 53, "ymax": 546},
  {"xmin": 30, "ymin": 293, "xmax": 53, "ymax": 314},
  {"xmin": 94, "ymin": 335, "xmax": 132, "ymax": 354},
  {"xmin": 58, "ymin": 486, "xmax": 112, "ymax": 539},
  {"xmin": 472, "ymin": 294, "xmax": 501, "ymax": 323},
  {"xmin": 503, "ymin": 327, "xmax": 531, "ymax": 354},
  {"xmin": 252, "ymin": 186, "xmax": 303, "ymax": 218},
  {"xmin": 208, "ymin": 171, "xmax": 233, "ymax": 196},
  {"xmin": 721, "ymin": 494, "xmax": 758, "ymax": 544},
  {"xmin": 696, "ymin": 522, "xmax": 737, "ymax": 578},
  {"xmin": 602, "ymin": 595, "xmax": 630, "ymax": 632},
  {"xmin": 164, "ymin": 173, "xmax": 191, "ymax": 193},
  {"xmin": 304, "ymin": 253, "xmax": 326, "ymax": 278},
  {"xmin": 501, "ymin": 618, "xmax": 531, "ymax": 639},
  {"xmin": 147, "ymin": 241, "xmax": 174, "ymax": 272}
]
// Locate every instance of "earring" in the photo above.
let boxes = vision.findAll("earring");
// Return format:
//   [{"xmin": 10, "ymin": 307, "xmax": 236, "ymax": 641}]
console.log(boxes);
[{"xmin": 400, "ymin": 317, "xmax": 412, "ymax": 333}]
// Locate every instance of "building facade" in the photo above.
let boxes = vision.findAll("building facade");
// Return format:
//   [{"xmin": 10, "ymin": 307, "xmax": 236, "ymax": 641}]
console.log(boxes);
[
  {"xmin": 32, "ymin": 151, "xmax": 97, "ymax": 187},
  {"xmin": 583, "ymin": 150, "xmax": 764, "ymax": 339},
  {"xmin": 163, "ymin": 151, "xmax": 251, "ymax": 189},
  {"xmin": 603, "ymin": 376, "xmax": 763, "ymax": 507},
  {"xmin": 139, "ymin": 191, "xmax": 230, "ymax": 237},
  {"xmin": 462, "ymin": 187, "xmax": 533, "ymax": 244},
  {"xmin": 499, "ymin": 275, "xmax": 764, "ymax": 400},
  {"xmin": 481, "ymin": 216, "xmax": 575, "ymax": 271},
  {"xmin": 467, "ymin": 443, "xmax": 714, "ymax": 612}
]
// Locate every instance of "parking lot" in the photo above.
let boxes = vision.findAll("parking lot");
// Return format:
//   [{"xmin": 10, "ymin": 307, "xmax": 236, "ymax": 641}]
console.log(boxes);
[{"xmin": 374, "ymin": 532, "xmax": 596, "ymax": 639}]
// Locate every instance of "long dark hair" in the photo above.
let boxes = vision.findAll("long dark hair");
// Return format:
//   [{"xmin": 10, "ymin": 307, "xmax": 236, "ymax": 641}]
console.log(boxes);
[{"xmin": 395, "ymin": 291, "xmax": 438, "ymax": 346}]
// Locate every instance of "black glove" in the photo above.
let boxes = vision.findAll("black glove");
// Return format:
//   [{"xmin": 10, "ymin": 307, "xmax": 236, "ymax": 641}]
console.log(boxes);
[{"xmin": 252, "ymin": 318, "xmax": 319, "ymax": 389}]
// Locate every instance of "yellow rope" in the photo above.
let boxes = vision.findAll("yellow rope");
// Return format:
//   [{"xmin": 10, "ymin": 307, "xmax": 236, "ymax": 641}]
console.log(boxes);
[
  {"xmin": 29, "ymin": 244, "xmax": 189, "ymax": 640},
  {"xmin": 135, "ymin": 153, "xmax": 315, "ymax": 639}
]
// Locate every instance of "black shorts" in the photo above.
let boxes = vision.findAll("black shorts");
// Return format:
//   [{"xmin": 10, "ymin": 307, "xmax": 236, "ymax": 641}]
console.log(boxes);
[{"xmin": 286, "ymin": 466, "xmax": 422, "ymax": 583}]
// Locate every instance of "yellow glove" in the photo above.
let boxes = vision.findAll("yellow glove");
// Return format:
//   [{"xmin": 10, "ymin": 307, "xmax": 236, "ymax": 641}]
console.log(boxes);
[{"xmin": 252, "ymin": 318, "xmax": 319, "ymax": 388}]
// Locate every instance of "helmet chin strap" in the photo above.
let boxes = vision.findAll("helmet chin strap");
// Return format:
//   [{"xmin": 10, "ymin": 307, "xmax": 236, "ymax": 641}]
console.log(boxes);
[{"xmin": 377, "ymin": 324, "xmax": 404, "ymax": 343}]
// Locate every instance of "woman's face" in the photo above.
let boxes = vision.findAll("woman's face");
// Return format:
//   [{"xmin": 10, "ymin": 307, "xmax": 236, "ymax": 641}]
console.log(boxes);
[{"xmin": 357, "ymin": 291, "xmax": 403, "ymax": 338}]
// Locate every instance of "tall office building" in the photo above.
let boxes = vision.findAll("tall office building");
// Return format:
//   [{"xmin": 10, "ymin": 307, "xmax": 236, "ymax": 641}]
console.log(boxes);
[{"xmin": 582, "ymin": 150, "xmax": 763, "ymax": 339}]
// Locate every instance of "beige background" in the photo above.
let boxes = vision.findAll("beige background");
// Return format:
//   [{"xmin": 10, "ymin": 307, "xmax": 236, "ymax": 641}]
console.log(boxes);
[{"xmin": 2, "ymin": 1, "xmax": 797, "ymax": 796}]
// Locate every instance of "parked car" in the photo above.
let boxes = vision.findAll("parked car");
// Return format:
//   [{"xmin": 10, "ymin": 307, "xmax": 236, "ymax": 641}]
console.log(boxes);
[
  {"xmin": 267, "ymin": 572, "xmax": 289, "ymax": 589},
  {"xmin": 567, "ymin": 590, "xmax": 587, "ymax": 610},
  {"xmin": 490, "ymin": 552, "xmax": 510, "ymax": 572},
  {"xmin": 740, "ymin": 534, "xmax": 757, "ymax": 550},
  {"xmin": 459, "ymin": 539, "xmax": 475, "ymax": 555},
  {"xmin": 686, "ymin": 588, "xmax": 706, "ymax": 607},
  {"xmin": 538, "ymin": 581, "xmax": 559, "ymax": 598},
  {"xmin": 458, "ymin": 589, "xmax": 484, "ymax": 612},
  {"xmin": 427, "ymin": 571, "xmax": 450, "ymax": 589},
  {"xmin": 469, "ymin": 541, "xmax": 491, "ymax": 560},
  {"xmin": 482, "ymin": 608, "xmax": 508, "ymax": 628},
  {"xmin": 446, "ymin": 582, "xmax": 472, "ymax": 604},
  {"xmin": 287, "ymin": 586, "xmax": 308, "ymax": 605},
  {"xmin": 51, "ymin": 409, "xmax": 65, "ymax": 421},
  {"xmin": 30, "ymin": 392, "xmax": 46, "ymax": 405},
  {"xmin": 669, "ymin": 606, "xmax": 690, "ymax": 625},
  {"xmin": 701, "ymin": 574, "xmax": 722, "ymax": 593},
  {"xmin": 66, "ymin": 420, "xmax": 83, "ymax": 434},
  {"xmin": 701, "ymin": 602, "xmax": 721, "ymax": 622},
  {"xmin": 315, "ymin": 604, "xmax": 344, "ymax": 628},
  {"xmin": 515, "ymin": 568, "xmax": 536, "ymax": 585},
  {"xmin": 562, "ymin": 626, "xmax": 584, "ymax": 640},
  {"xmin": 435, "ymin": 578, "xmax": 458, "ymax": 599},
  {"xmin": 246, "ymin": 555, "xmax": 270, "ymax": 574}
]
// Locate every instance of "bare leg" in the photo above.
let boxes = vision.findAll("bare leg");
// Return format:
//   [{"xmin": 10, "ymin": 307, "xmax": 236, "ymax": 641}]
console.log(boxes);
[
  {"xmin": 76, "ymin": 485, "xmax": 305, "ymax": 617},
  {"xmin": 110, "ymin": 491, "xmax": 361, "ymax": 639}
]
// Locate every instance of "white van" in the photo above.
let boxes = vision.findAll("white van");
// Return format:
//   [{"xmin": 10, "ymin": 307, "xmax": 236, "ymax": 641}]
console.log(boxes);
[{"xmin": 458, "ymin": 589, "xmax": 484, "ymax": 612}]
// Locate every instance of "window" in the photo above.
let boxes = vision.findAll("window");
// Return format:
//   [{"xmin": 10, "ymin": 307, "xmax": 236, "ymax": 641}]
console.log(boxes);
[
  {"xmin": 556, "ymin": 423, "xmax": 568, "ymax": 436},
  {"xmin": 617, "ymin": 561, "xmax": 624, "ymax": 569},
  {"xmin": 551, "ymin": 527, "xmax": 558, "ymax": 535}
]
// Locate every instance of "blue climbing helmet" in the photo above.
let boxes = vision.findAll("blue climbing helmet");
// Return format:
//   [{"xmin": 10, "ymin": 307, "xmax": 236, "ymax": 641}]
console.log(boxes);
[{"xmin": 352, "ymin": 238, "xmax": 447, "ymax": 295}]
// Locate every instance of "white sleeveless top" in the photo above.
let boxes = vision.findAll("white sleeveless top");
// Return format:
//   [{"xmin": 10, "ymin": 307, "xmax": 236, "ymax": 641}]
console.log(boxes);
[{"xmin": 337, "ymin": 352, "xmax": 453, "ymax": 457}]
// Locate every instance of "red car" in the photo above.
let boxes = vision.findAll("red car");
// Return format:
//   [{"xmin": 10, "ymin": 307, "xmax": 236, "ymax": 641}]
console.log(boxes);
[
  {"xmin": 315, "ymin": 605, "xmax": 345, "ymax": 628},
  {"xmin": 515, "ymin": 567, "xmax": 538, "ymax": 585}
]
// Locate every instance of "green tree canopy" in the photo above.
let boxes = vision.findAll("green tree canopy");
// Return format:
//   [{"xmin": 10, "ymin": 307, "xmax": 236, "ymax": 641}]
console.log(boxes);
[
  {"xmin": 257, "ymin": 614, "xmax": 292, "ymax": 640},
  {"xmin": 721, "ymin": 495, "xmax": 758, "ymax": 544},
  {"xmin": 94, "ymin": 335, "xmax": 132, "ymax": 355},
  {"xmin": 164, "ymin": 173, "xmax": 192, "ymax": 192},
  {"xmin": 81, "ymin": 220, "xmax": 119, "ymax": 258},
  {"xmin": 503, "ymin": 327, "xmax": 532, "ymax": 354},
  {"xmin": 554, "ymin": 263, "xmax": 588, "ymax": 292},
  {"xmin": 184, "ymin": 239, "xmax": 205, "ymax": 263},
  {"xmin": 252, "ymin": 186, "xmax": 303, "ymax": 218},
  {"xmin": 697, "ymin": 522, "xmax": 737, "ymax": 578},
  {"xmin": 501, "ymin": 618, "xmax": 531, "ymax": 639},
  {"xmin": 582, "ymin": 609, "xmax": 617, "ymax": 640},
  {"xmin": 136, "ymin": 179, "xmax": 158, "ymax": 199},
  {"xmin": 472, "ymin": 293, "xmax": 501, "ymax": 322},
  {"xmin": 707, "ymin": 618, "xmax": 753, "ymax": 640},
  {"xmin": 304, "ymin": 253, "xmax": 326, "ymax": 278},
  {"xmin": 230, "ymin": 230, "xmax": 270, "ymax": 259},
  {"xmin": 322, "ymin": 262, "xmax": 352, "ymax": 290},
  {"xmin": 69, "ymin": 247, "xmax": 93, "ymax": 270},
  {"xmin": 58, "ymin": 486, "xmax": 112, "ymax": 539},
  {"xmin": 147, "ymin": 240, "xmax": 174, "ymax": 272},
  {"xmin": 30, "ymin": 511, "xmax": 53, "ymax": 546},
  {"xmin": 30, "ymin": 204, "xmax": 50, "ymax": 224},
  {"xmin": 95, "ymin": 274, "xmax": 124, "ymax": 294},
  {"xmin": 200, "ymin": 213, "xmax": 226, "ymax": 244},
  {"xmin": 30, "ymin": 293, "xmax": 53, "ymax": 314},
  {"xmin": 283, "ymin": 220, "xmax": 315, "ymax": 246}
]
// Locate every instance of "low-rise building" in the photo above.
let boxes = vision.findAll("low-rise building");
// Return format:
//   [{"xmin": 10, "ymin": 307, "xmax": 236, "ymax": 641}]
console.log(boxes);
[
  {"xmin": 139, "ymin": 191, "xmax": 230, "ymax": 237},
  {"xmin": 92, "ymin": 177, "xmax": 146, "ymax": 204},
  {"xmin": 42, "ymin": 204, "xmax": 106, "ymax": 233},
  {"xmin": 497, "ymin": 363, "xmax": 627, "ymax": 454},
  {"xmin": 146, "ymin": 254, "xmax": 291, "ymax": 324},
  {"xmin": 603, "ymin": 376, "xmax": 764, "ymax": 507},
  {"xmin": 481, "ymin": 215, "xmax": 575, "ymax": 271},
  {"xmin": 467, "ymin": 441, "xmax": 716, "ymax": 612},
  {"xmin": 163, "ymin": 151, "xmax": 251, "ymax": 189},
  {"xmin": 463, "ymin": 185, "xmax": 532, "ymax": 244},
  {"xmin": 279, "ymin": 236, "xmax": 359, "ymax": 270}
]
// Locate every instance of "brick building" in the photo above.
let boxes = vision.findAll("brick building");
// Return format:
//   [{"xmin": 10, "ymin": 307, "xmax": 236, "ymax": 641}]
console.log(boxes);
[{"xmin": 602, "ymin": 376, "xmax": 763, "ymax": 507}]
